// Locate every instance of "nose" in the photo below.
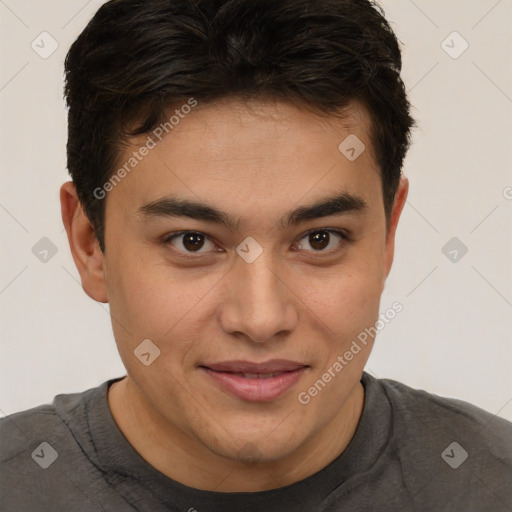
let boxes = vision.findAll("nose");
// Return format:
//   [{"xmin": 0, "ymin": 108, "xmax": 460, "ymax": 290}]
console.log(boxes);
[{"xmin": 218, "ymin": 250, "xmax": 298, "ymax": 343}]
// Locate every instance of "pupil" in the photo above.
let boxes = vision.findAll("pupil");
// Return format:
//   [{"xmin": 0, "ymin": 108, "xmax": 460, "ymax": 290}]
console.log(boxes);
[
  {"xmin": 309, "ymin": 231, "xmax": 329, "ymax": 250},
  {"xmin": 183, "ymin": 233, "xmax": 204, "ymax": 251}
]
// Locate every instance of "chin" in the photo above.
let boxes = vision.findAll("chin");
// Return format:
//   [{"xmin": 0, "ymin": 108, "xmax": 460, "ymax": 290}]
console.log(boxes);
[{"xmin": 204, "ymin": 427, "xmax": 305, "ymax": 465}]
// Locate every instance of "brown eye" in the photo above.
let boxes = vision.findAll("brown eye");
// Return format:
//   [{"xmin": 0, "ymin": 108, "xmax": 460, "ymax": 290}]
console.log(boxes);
[
  {"xmin": 297, "ymin": 229, "xmax": 347, "ymax": 252},
  {"xmin": 308, "ymin": 231, "xmax": 330, "ymax": 250},
  {"xmin": 165, "ymin": 231, "xmax": 217, "ymax": 253},
  {"xmin": 182, "ymin": 233, "xmax": 205, "ymax": 251}
]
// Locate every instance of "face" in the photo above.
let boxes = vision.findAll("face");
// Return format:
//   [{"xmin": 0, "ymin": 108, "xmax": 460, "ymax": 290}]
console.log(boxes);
[{"xmin": 83, "ymin": 99, "xmax": 405, "ymax": 465}]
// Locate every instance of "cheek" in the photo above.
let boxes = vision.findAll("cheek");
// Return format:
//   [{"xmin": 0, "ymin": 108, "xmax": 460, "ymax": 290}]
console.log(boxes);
[
  {"xmin": 324, "ymin": 277, "xmax": 382, "ymax": 349},
  {"xmin": 105, "ymin": 248, "xmax": 225, "ymax": 357},
  {"xmin": 304, "ymin": 247, "xmax": 385, "ymax": 330},
  {"xmin": 306, "ymin": 263, "xmax": 384, "ymax": 380}
]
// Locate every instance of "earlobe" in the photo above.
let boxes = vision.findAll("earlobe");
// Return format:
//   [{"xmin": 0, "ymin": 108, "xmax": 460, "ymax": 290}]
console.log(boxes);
[
  {"xmin": 384, "ymin": 176, "xmax": 409, "ymax": 279},
  {"xmin": 60, "ymin": 181, "xmax": 109, "ymax": 303}
]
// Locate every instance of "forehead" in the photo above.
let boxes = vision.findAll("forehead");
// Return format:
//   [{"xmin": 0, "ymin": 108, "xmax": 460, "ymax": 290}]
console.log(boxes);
[
  {"xmin": 107, "ymin": 98, "xmax": 383, "ymax": 224},
  {"xmin": 156, "ymin": 97, "xmax": 374, "ymax": 162}
]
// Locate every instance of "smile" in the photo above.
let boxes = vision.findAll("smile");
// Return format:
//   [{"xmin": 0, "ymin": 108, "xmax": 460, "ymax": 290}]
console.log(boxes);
[{"xmin": 199, "ymin": 360, "xmax": 309, "ymax": 402}]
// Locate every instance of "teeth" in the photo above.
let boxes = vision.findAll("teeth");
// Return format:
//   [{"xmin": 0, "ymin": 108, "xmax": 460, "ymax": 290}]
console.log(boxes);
[{"xmin": 241, "ymin": 372, "xmax": 282, "ymax": 379}]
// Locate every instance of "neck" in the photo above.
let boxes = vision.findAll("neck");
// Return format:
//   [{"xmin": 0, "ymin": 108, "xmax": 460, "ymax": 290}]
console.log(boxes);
[{"xmin": 108, "ymin": 376, "xmax": 364, "ymax": 492}]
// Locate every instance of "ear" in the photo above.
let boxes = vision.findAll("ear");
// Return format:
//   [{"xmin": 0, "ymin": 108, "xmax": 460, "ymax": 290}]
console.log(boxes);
[
  {"xmin": 383, "ymin": 176, "xmax": 409, "ymax": 279},
  {"xmin": 60, "ymin": 181, "xmax": 108, "ymax": 303}
]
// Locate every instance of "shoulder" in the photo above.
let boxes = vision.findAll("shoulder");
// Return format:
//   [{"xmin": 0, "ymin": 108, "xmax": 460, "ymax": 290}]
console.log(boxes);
[
  {"xmin": 0, "ymin": 385, "xmax": 94, "ymax": 462},
  {"xmin": 378, "ymin": 376, "xmax": 512, "ymax": 456},
  {"xmin": 0, "ymin": 382, "xmax": 134, "ymax": 512},
  {"xmin": 0, "ymin": 400, "xmax": 70, "ymax": 462},
  {"xmin": 359, "ymin": 374, "xmax": 512, "ymax": 509},
  {"xmin": 375, "ymin": 375, "xmax": 512, "ymax": 494}
]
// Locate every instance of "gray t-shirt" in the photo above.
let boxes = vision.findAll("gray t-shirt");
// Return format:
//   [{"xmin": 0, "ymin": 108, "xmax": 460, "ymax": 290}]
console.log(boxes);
[{"xmin": 1, "ymin": 372, "xmax": 511, "ymax": 511}]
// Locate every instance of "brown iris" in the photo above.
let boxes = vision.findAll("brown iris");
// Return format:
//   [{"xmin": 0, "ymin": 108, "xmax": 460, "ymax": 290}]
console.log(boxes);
[
  {"xmin": 308, "ymin": 231, "xmax": 330, "ymax": 250},
  {"xmin": 182, "ymin": 233, "xmax": 205, "ymax": 251}
]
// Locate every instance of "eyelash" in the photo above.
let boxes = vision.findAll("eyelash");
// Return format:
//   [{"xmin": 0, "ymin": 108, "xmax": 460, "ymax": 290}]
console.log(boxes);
[{"xmin": 161, "ymin": 228, "xmax": 351, "ymax": 258}]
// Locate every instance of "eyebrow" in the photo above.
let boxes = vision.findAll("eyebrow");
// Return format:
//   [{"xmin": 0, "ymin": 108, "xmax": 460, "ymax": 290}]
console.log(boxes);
[{"xmin": 137, "ymin": 192, "xmax": 367, "ymax": 230}]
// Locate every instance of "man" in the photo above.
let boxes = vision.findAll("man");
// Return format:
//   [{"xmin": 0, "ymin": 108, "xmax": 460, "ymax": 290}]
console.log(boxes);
[{"xmin": 1, "ymin": 0, "xmax": 511, "ymax": 510}]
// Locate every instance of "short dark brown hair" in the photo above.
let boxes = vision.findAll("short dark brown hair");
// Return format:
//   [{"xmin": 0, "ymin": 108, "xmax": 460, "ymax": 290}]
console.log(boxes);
[{"xmin": 64, "ymin": 0, "xmax": 414, "ymax": 251}]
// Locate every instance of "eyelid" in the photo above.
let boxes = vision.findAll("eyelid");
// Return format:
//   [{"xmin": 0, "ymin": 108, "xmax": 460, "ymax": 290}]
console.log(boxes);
[{"xmin": 299, "ymin": 227, "xmax": 348, "ymax": 239}]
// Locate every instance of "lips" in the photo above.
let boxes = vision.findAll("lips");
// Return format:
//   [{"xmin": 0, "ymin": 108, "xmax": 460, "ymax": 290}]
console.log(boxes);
[
  {"xmin": 199, "ymin": 359, "xmax": 309, "ymax": 402},
  {"xmin": 203, "ymin": 359, "xmax": 306, "ymax": 374}
]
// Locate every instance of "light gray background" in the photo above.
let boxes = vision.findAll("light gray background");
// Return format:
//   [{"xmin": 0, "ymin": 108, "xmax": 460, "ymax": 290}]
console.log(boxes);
[{"xmin": 1, "ymin": 0, "xmax": 511, "ymax": 422}]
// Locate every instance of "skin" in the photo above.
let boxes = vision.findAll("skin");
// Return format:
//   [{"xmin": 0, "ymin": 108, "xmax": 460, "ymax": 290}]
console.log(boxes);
[{"xmin": 61, "ymin": 98, "xmax": 408, "ymax": 492}]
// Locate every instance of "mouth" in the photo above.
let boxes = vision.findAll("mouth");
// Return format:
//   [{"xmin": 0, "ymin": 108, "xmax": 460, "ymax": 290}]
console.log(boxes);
[{"xmin": 199, "ymin": 359, "xmax": 309, "ymax": 402}]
